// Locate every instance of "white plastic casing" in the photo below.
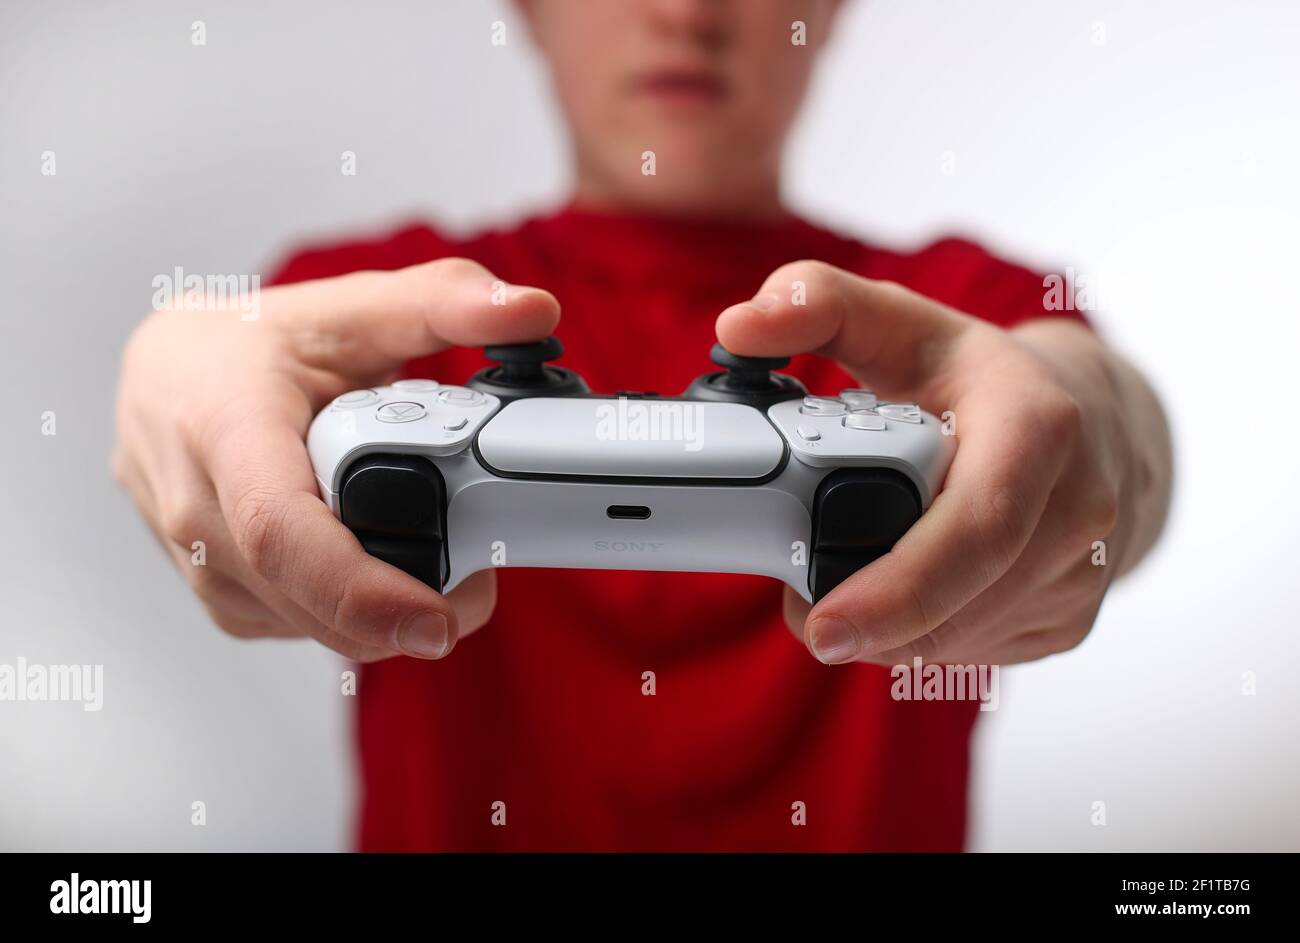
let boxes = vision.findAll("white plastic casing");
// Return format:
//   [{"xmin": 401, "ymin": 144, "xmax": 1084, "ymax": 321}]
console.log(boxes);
[
  {"xmin": 307, "ymin": 384, "xmax": 956, "ymax": 603},
  {"xmin": 478, "ymin": 398, "xmax": 783, "ymax": 479}
]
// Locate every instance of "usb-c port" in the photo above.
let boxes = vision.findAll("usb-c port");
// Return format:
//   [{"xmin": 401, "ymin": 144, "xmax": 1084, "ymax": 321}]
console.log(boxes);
[{"xmin": 606, "ymin": 505, "xmax": 651, "ymax": 520}]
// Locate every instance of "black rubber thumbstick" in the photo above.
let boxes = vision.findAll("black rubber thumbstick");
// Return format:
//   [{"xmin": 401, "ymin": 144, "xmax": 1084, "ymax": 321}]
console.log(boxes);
[
  {"xmin": 680, "ymin": 342, "xmax": 804, "ymax": 408},
  {"xmin": 484, "ymin": 337, "xmax": 565, "ymax": 384},
  {"xmin": 467, "ymin": 335, "xmax": 589, "ymax": 401},
  {"xmin": 709, "ymin": 343, "xmax": 791, "ymax": 389}
]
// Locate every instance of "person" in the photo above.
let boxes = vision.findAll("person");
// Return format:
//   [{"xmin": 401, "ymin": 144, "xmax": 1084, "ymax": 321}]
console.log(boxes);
[{"xmin": 112, "ymin": 0, "xmax": 1172, "ymax": 851}]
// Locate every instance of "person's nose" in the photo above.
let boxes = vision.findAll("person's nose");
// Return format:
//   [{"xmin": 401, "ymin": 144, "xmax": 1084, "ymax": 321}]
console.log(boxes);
[{"xmin": 642, "ymin": 0, "xmax": 730, "ymax": 47}]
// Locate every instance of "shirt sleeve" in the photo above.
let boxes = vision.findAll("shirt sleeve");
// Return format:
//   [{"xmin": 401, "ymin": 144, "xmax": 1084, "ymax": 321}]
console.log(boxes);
[
  {"xmin": 900, "ymin": 236, "xmax": 1091, "ymax": 331},
  {"xmin": 265, "ymin": 223, "xmax": 459, "ymax": 287}
]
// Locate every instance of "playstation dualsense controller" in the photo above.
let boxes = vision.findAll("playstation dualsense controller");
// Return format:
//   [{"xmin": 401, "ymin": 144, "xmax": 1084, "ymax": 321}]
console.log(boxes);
[{"xmin": 307, "ymin": 337, "xmax": 955, "ymax": 603}]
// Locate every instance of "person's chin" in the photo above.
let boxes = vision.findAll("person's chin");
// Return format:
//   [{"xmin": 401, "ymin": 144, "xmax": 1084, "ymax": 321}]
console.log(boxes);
[{"xmin": 622, "ymin": 175, "xmax": 769, "ymax": 219}]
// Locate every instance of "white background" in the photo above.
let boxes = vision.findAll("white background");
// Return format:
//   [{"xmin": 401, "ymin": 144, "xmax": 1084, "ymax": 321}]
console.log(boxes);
[{"xmin": 1, "ymin": 0, "xmax": 1297, "ymax": 851}]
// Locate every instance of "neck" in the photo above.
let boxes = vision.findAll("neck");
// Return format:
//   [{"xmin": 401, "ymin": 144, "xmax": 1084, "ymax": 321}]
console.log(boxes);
[{"xmin": 571, "ymin": 162, "xmax": 786, "ymax": 224}]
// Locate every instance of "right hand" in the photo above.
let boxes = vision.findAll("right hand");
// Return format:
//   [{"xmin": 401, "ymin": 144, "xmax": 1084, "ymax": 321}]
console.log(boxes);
[{"xmin": 112, "ymin": 258, "xmax": 560, "ymax": 661}]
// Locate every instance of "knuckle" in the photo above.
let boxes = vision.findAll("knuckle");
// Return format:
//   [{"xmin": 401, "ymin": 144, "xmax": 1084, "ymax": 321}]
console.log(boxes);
[
  {"xmin": 861, "ymin": 581, "xmax": 935, "ymax": 658},
  {"xmin": 771, "ymin": 259, "xmax": 836, "ymax": 294},
  {"xmin": 1021, "ymin": 623, "xmax": 1092, "ymax": 658},
  {"xmin": 1076, "ymin": 548, "xmax": 1110, "ymax": 586},
  {"xmin": 183, "ymin": 566, "xmax": 251, "ymax": 613},
  {"xmin": 326, "ymin": 570, "xmax": 368, "ymax": 634},
  {"xmin": 230, "ymin": 485, "xmax": 289, "ymax": 576},
  {"xmin": 205, "ymin": 606, "xmax": 274, "ymax": 641},
  {"xmin": 902, "ymin": 628, "xmax": 942, "ymax": 664},
  {"xmin": 158, "ymin": 499, "xmax": 205, "ymax": 548},
  {"xmin": 428, "ymin": 255, "xmax": 487, "ymax": 282},
  {"xmin": 350, "ymin": 648, "xmax": 399, "ymax": 664},
  {"xmin": 871, "ymin": 278, "xmax": 912, "ymax": 302},
  {"xmin": 1061, "ymin": 474, "xmax": 1120, "ymax": 542},
  {"xmin": 1082, "ymin": 486, "xmax": 1121, "ymax": 536},
  {"xmin": 901, "ymin": 581, "xmax": 935, "ymax": 641},
  {"xmin": 191, "ymin": 395, "xmax": 259, "ymax": 463},
  {"xmin": 316, "ymin": 626, "xmax": 391, "ymax": 662},
  {"xmin": 773, "ymin": 258, "xmax": 824, "ymax": 280},
  {"xmin": 326, "ymin": 563, "xmax": 397, "ymax": 640},
  {"xmin": 217, "ymin": 618, "xmax": 272, "ymax": 641},
  {"xmin": 969, "ymin": 483, "xmax": 1031, "ymax": 574},
  {"xmin": 184, "ymin": 564, "xmax": 222, "ymax": 599},
  {"xmin": 1047, "ymin": 623, "xmax": 1092, "ymax": 654},
  {"xmin": 1037, "ymin": 389, "xmax": 1085, "ymax": 451}
]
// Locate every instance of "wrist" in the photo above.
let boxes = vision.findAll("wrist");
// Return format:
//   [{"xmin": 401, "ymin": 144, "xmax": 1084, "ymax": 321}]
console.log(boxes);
[{"xmin": 1011, "ymin": 316, "xmax": 1171, "ymax": 575}]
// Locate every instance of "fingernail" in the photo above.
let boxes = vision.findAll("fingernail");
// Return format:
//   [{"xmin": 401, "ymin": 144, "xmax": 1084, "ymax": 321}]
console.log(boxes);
[
  {"xmin": 396, "ymin": 611, "xmax": 450, "ymax": 659},
  {"xmin": 749, "ymin": 292, "xmax": 780, "ymax": 311},
  {"xmin": 807, "ymin": 615, "xmax": 861, "ymax": 665}
]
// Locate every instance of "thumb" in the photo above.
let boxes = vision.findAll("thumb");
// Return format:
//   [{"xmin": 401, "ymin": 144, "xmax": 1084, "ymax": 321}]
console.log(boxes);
[
  {"xmin": 715, "ymin": 260, "xmax": 974, "ymax": 404},
  {"xmin": 268, "ymin": 257, "xmax": 561, "ymax": 381}
]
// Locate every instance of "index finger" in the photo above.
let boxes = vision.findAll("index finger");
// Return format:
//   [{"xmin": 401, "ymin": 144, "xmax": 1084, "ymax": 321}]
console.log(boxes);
[
  {"xmin": 270, "ymin": 257, "xmax": 562, "ymax": 383},
  {"xmin": 200, "ymin": 396, "xmax": 460, "ymax": 660}
]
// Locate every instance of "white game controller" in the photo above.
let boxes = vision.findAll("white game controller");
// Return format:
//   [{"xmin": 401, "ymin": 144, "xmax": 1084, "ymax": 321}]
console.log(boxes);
[{"xmin": 307, "ymin": 338, "xmax": 955, "ymax": 602}]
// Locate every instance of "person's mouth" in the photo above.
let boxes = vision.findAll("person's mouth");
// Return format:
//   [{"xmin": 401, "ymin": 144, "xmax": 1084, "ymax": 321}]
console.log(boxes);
[{"xmin": 635, "ymin": 67, "xmax": 729, "ymax": 105}]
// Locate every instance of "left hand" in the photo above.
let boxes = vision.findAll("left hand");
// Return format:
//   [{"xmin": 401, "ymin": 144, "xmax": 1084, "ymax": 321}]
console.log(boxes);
[{"xmin": 717, "ymin": 261, "xmax": 1165, "ymax": 666}]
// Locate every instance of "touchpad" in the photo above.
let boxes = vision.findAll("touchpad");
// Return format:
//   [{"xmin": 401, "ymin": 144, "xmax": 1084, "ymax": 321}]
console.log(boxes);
[{"xmin": 476, "ymin": 398, "xmax": 784, "ymax": 479}]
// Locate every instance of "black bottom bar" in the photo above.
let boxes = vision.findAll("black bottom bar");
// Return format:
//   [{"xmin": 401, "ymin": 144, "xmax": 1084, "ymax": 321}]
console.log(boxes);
[{"xmin": 0, "ymin": 851, "xmax": 1285, "ymax": 930}]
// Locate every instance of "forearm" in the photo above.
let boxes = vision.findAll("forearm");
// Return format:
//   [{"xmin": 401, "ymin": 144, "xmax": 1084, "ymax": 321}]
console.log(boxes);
[{"xmin": 1011, "ymin": 317, "xmax": 1173, "ymax": 576}]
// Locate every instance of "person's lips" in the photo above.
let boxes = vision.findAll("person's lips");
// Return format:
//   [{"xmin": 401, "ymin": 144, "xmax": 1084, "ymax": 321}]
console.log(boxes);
[{"xmin": 636, "ymin": 68, "xmax": 728, "ymax": 104}]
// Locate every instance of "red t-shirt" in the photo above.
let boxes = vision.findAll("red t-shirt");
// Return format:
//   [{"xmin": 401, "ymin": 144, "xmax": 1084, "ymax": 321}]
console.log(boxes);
[{"xmin": 272, "ymin": 205, "xmax": 1062, "ymax": 851}]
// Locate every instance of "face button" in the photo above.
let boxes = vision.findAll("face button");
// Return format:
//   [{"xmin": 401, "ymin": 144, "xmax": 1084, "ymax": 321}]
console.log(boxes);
[
  {"xmin": 332, "ymin": 389, "xmax": 379, "ymax": 409},
  {"xmin": 839, "ymin": 389, "xmax": 878, "ymax": 410},
  {"xmin": 391, "ymin": 379, "xmax": 440, "ymax": 392},
  {"xmin": 376, "ymin": 401, "xmax": 427, "ymax": 423},
  {"xmin": 443, "ymin": 417, "xmax": 468, "ymax": 432},
  {"xmin": 844, "ymin": 412, "xmax": 887, "ymax": 431},
  {"xmin": 876, "ymin": 403, "xmax": 922, "ymax": 424},
  {"xmin": 438, "ymin": 388, "xmax": 487, "ymax": 407},
  {"xmin": 800, "ymin": 396, "xmax": 847, "ymax": 417},
  {"xmin": 796, "ymin": 425, "xmax": 822, "ymax": 441}
]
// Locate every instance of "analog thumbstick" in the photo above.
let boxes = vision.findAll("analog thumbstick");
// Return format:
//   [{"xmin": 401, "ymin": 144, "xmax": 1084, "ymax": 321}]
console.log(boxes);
[
  {"xmin": 468, "ymin": 335, "xmax": 589, "ymax": 402},
  {"xmin": 708, "ymin": 343, "xmax": 791, "ymax": 390},
  {"xmin": 483, "ymin": 336, "xmax": 566, "ymax": 386},
  {"xmin": 682, "ymin": 343, "xmax": 805, "ymax": 409}
]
